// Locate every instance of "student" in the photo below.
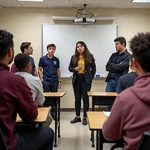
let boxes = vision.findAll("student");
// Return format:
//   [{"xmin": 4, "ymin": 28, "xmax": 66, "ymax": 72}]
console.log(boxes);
[
  {"xmin": 105, "ymin": 37, "xmax": 131, "ymax": 110},
  {"xmin": 116, "ymin": 55, "xmax": 138, "ymax": 93},
  {"xmin": 69, "ymin": 41, "xmax": 96, "ymax": 125},
  {"xmin": 0, "ymin": 29, "xmax": 54, "ymax": 150},
  {"xmin": 15, "ymin": 53, "xmax": 45, "ymax": 107},
  {"xmin": 102, "ymin": 32, "xmax": 150, "ymax": 150},
  {"xmin": 38, "ymin": 43, "xmax": 61, "ymax": 119},
  {"xmin": 11, "ymin": 42, "xmax": 37, "ymax": 76},
  {"xmin": 14, "ymin": 53, "xmax": 52, "ymax": 127}
]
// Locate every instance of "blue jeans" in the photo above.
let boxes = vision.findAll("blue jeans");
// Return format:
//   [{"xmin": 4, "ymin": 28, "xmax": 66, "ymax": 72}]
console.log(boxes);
[
  {"xmin": 15, "ymin": 127, "xmax": 54, "ymax": 150},
  {"xmin": 105, "ymin": 79, "xmax": 117, "ymax": 111},
  {"xmin": 43, "ymin": 80, "xmax": 58, "ymax": 116}
]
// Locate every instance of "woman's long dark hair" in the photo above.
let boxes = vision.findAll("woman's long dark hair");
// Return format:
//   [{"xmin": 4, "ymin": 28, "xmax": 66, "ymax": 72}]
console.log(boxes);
[{"xmin": 72, "ymin": 41, "xmax": 94, "ymax": 64}]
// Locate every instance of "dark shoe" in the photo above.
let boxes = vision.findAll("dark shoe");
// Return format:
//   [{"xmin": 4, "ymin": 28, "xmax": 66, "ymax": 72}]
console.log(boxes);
[
  {"xmin": 70, "ymin": 117, "xmax": 81, "ymax": 124},
  {"xmin": 82, "ymin": 117, "xmax": 87, "ymax": 125}
]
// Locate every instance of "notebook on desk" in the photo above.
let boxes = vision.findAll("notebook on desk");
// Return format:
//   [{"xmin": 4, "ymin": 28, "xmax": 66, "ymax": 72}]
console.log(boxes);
[{"xmin": 103, "ymin": 111, "xmax": 111, "ymax": 117}]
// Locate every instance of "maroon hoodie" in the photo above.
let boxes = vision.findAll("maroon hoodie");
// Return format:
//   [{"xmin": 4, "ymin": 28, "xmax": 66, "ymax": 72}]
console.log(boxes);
[
  {"xmin": 0, "ymin": 62, "xmax": 38, "ymax": 150},
  {"xmin": 102, "ymin": 73, "xmax": 150, "ymax": 150}
]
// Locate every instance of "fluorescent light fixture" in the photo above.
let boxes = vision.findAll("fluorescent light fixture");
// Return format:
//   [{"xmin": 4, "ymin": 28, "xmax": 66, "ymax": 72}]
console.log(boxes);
[
  {"xmin": 132, "ymin": 0, "xmax": 150, "ymax": 3},
  {"xmin": 96, "ymin": 17, "xmax": 116, "ymax": 21},
  {"xmin": 52, "ymin": 16, "xmax": 76, "ymax": 21},
  {"xmin": 18, "ymin": 0, "xmax": 43, "ymax": 1},
  {"xmin": 52, "ymin": 16, "xmax": 116, "ymax": 21}
]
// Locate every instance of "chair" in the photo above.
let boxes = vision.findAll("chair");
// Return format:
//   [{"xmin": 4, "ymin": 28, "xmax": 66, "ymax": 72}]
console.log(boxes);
[
  {"xmin": 0, "ymin": 128, "xmax": 8, "ymax": 150},
  {"xmin": 110, "ymin": 139, "xmax": 124, "ymax": 150},
  {"xmin": 110, "ymin": 143, "xmax": 124, "ymax": 150},
  {"xmin": 136, "ymin": 132, "xmax": 150, "ymax": 150}
]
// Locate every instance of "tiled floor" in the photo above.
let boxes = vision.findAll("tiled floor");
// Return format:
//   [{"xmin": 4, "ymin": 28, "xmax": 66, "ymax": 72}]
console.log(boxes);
[{"xmin": 50, "ymin": 112, "xmax": 121, "ymax": 150}]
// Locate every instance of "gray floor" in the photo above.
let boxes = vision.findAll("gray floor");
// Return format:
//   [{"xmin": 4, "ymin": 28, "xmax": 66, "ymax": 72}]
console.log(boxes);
[{"xmin": 50, "ymin": 112, "xmax": 121, "ymax": 150}]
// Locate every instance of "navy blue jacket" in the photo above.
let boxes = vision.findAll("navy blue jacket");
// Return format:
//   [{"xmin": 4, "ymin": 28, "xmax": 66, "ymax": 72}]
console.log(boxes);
[{"xmin": 116, "ymin": 72, "xmax": 138, "ymax": 93}]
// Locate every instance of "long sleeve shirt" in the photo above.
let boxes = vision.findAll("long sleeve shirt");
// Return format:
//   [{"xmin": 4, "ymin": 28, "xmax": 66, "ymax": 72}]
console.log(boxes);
[
  {"xmin": 105, "ymin": 50, "xmax": 131, "ymax": 84},
  {"xmin": 102, "ymin": 73, "xmax": 150, "ymax": 150},
  {"xmin": 0, "ymin": 62, "xmax": 38, "ymax": 150}
]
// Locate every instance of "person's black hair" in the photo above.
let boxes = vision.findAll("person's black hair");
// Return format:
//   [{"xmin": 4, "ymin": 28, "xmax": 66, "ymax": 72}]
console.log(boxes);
[
  {"xmin": 14, "ymin": 53, "xmax": 30, "ymax": 70},
  {"xmin": 114, "ymin": 37, "xmax": 126, "ymax": 47},
  {"xmin": 47, "ymin": 44, "xmax": 56, "ymax": 50},
  {"xmin": 0, "ymin": 29, "xmax": 13, "ymax": 60},
  {"xmin": 130, "ymin": 32, "xmax": 150, "ymax": 72},
  {"xmin": 20, "ymin": 42, "xmax": 31, "ymax": 53},
  {"xmin": 72, "ymin": 41, "xmax": 94, "ymax": 64}
]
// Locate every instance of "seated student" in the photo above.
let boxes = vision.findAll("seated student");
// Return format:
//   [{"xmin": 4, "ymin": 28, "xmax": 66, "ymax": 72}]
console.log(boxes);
[
  {"xmin": 14, "ymin": 53, "xmax": 52, "ymax": 127},
  {"xmin": 102, "ymin": 32, "xmax": 150, "ymax": 150},
  {"xmin": 116, "ymin": 55, "xmax": 138, "ymax": 93},
  {"xmin": 15, "ymin": 53, "xmax": 45, "ymax": 106},
  {"xmin": 0, "ymin": 29, "xmax": 54, "ymax": 150}
]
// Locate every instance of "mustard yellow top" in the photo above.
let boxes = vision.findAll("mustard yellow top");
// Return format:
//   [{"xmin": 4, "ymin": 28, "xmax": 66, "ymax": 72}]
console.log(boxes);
[{"xmin": 78, "ymin": 55, "xmax": 85, "ymax": 74}]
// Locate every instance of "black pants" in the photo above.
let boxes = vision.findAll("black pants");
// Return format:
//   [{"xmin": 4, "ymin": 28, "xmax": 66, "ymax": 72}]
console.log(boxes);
[
  {"xmin": 73, "ymin": 74, "xmax": 91, "ymax": 117},
  {"xmin": 43, "ymin": 80, "xmax": 58, "ymax": 115}
]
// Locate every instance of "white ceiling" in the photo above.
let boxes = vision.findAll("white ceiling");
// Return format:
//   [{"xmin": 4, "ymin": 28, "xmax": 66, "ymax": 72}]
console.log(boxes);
[{"xmin": 0, "ymin": 0, "xmax": 150, "ymax": 9}]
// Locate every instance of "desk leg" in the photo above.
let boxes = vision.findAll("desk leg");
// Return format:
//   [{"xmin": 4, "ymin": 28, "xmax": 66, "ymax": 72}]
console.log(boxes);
[
  {"xmin": 91, "ymin": 97, "xmax": 95, "ymax": 147},
  {"xmin": 54, "ymin": 100, "xmax": 58, "ymax": 147},
  {"xmin": 58, "ymin": 98, "xmax": 61, "ymax": 138},
  {"xmin": 99, "ymin": 130, "xmax": 103, "ymax": 150},
  {"xmin": 91, "ymin": 131, "xmax": 95, "ymax": 147},
  {"xmin": 96, "ymin": 131, "xmax": 101, "ymax": 150},
  {"xmin": 96, "ymin": 131, "xmax": 98, "ymax": 150}
]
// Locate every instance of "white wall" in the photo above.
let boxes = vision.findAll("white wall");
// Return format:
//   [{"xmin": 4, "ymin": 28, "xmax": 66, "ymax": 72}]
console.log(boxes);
[{"xmin": 0, "ymin": 8, "xmax": 150, "ymax": 108}]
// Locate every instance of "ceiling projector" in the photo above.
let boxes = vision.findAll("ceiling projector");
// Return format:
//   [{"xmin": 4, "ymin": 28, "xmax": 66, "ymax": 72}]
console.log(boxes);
[{"xmin": 73, "ymin": 17, "xmax": 96, "ymax": 24}]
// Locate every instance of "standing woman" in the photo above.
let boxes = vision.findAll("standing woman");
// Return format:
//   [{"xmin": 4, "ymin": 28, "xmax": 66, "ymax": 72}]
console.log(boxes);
[{"xmin": 69, "ymin": 41, "xmax": 96, "ymax": 125}]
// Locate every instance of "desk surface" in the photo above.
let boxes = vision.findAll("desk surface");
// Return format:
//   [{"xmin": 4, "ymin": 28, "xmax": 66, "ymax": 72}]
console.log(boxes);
[
  {"xmin": 87, "ymin": 112, "xmax": 108, "ymax": 130},
  {"xmin": 44, "ymin": 92, "xmax": 66, "ymax": 97},
  {"xmin": 16, "ymin": 107, "xmax": 50, "ymax": 123},
  {"xmin": 88, "ymin": 92, "xmax": 118, "ymax": 97}
]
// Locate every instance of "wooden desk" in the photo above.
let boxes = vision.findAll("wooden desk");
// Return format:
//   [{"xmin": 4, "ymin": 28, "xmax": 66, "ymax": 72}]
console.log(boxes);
[
  {"xmin": 88, "ymin": 112, "xmax": 107, "ymax": 129},
  {"xmin": 87, "ymin": 112, "xmax": 123, "ymax": 150},
  {"xmin": 88, "ymin": 92, "xmax": 118, "ymax": 147},
  {"xmin": 44, "ymin": 92, "xmax": 66, "ymax": 97},
  {"xmin": 88, "ymin": 92, "xmax": 118, "ymax": 111},
  {"xmin": 43, "ymin": 92, "xmax": 66, "ymax": 147},
  {"xmin": 16, "ymin": 107, "xmax": 49, "ymax": 124},
  {"xmin": 88, "ymin": 112, "xmax": 107, "ymax": 150}
]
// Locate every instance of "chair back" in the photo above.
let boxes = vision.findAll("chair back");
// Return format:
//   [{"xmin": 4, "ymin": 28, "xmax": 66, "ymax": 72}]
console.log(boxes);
[
  {"xmin": 137, "ymin": 132, "xmax": 150, "ymax": 150},
  {"xmin": 0, "ymin": 127, "xmax": 8, "ymax": 150}
]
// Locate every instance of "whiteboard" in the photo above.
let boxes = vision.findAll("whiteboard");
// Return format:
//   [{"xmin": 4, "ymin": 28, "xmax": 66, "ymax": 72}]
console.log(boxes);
[{"xmin": 42, "ymin": 24, "xmax": 118, "ymax": 77}]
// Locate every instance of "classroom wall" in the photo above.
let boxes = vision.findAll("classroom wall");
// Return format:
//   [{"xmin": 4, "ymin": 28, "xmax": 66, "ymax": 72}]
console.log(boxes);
[{"xmin": 0, "ymin": 8, "xmax": 150, "ymax": 108}]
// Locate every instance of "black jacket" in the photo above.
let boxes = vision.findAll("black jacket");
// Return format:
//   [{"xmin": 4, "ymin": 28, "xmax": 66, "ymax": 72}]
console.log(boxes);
[
  {"xmin": 116, "ymin": 72, "xmax": 138, "ymax": 93},
  {"xmin": 68, "ymin": 55, "xmax": 96, "ymax": 84},
  {"xmin": 105, "ymin": 50, "xmax": 131, "ymax": 84}
]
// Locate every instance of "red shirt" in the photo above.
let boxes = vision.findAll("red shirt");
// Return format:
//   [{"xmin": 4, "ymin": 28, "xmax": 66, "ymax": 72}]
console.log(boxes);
[
  {"xmin": 10, "ymin": 63, "xmax": 17, "ymax": 73},
  {"xmin": 0, "ymin": 62, "xmax": 38, "ymax": 150}
]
